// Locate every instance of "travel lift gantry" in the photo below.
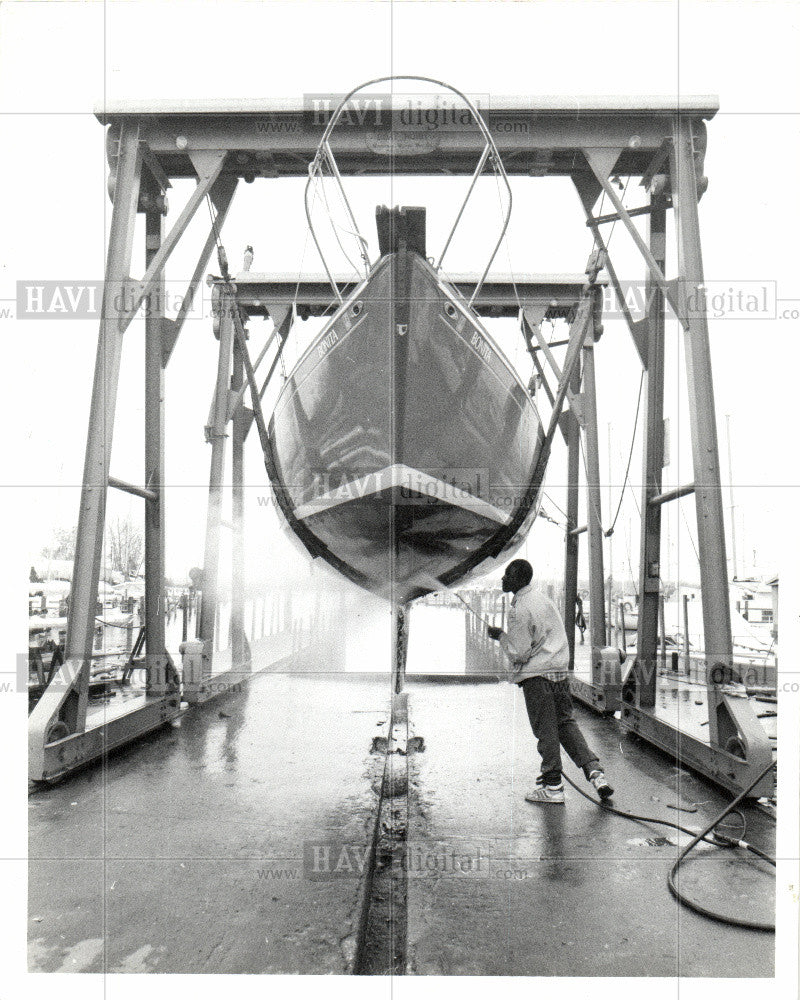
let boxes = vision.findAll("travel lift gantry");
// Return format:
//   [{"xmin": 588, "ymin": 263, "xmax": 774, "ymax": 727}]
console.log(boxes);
[{"xmin": 27, "ymin": 92, "xmax": 772, "ymax": 799}]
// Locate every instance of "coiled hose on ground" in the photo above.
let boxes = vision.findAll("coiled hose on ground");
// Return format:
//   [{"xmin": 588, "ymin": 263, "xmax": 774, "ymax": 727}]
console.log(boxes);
[{"xmin": 562, "ymin": 759, "xmax": 777, "ymax": 932}]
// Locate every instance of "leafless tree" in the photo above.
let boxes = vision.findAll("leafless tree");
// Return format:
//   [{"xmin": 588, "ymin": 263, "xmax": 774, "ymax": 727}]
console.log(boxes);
[
  {"xmin": 106, "ymin": 517, "xmax": 145, "ymax": 579},
  {"xmin": 41, "ymin": 525, "xmax": 77, "ymax": 560}
]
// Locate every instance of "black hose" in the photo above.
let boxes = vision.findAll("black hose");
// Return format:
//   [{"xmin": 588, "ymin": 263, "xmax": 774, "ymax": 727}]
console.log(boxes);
[
  {"xmin": 562, "ymin": 758, "xmax": 776, "ymax": 932},
  {"xmin": 562, "ymin": 772, "xmax": 745, "ymax": 847},
  {"xmin": 666, "ymin": 759, "xmax": 776, "ymax": 932}
]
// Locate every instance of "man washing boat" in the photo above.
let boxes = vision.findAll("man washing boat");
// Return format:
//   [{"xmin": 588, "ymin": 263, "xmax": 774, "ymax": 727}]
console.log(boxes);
[{"xmin": 488, "ymin": 559, "xmax": 614, "ymax": 804}]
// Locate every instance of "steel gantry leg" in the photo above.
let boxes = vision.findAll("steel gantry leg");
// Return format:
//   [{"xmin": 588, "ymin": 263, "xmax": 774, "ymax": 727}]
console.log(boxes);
[
  {"xmin": 28, "ymin": 127, "xmax": 192, "ymax": 779},
  {"xmin": 68, "ymin": 124, "xmax": 141, "ymax": 710},
  {"xmin": 28, "ymin": 137, "xmax": 232, "ymax": 780},
  {"xmin": 613, "ymin": 120, "xmax": 773, "ymax": 796},
  {"xmin": 562, "ymin": 365, "xmax": 581, "ymax": 669},
  {"xmin": 144, "ymin": 204, "xmax": 178, "ymax": 697},
  {"xmin": 526, "ymin": 279, "xmax": 618, "ymax": 713},
  {"xmin": 230, "ymin": 328, "xmax": 249, "ymax": 674},
  {"xmin": 184, "ymin": 282, "xmax": 284, "ymax": 701},
  {"xmin": 670, "ymin": 118, "xmax": 772, "ymax": 787},
  {"xmin": 569, "ymin": 295, "xmax": 619, "ymax": 714},
  {"xmin": 633, "ymin": 189, "xmax": 668, "ymax": 710},
  {"xmin": 28, "ymin": 126, "xmax": 144, "ymax": 780},
  {"xmin": 581, "ymin": 322, "xmax": 607, "ymax": 655},
  {"xmin": 193, "ymin": 308, "xmax": 235, "ymax": 697}
]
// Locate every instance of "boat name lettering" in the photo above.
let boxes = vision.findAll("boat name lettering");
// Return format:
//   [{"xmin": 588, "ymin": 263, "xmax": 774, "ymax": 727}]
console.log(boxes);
[
  {"xmin": 317, "ymin": 329, "xmax": 340, "ymax": 359},
  {"xmin": 470, "ymin": 331, "xmax": 491, "ymax": 361}
]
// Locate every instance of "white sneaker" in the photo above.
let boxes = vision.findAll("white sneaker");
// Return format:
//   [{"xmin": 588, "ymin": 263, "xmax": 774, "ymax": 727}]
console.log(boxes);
[
  {"xmin": 525, "ymin": 784, "xmax": 565, "ymax": 804},
  {"xmin": 588, "ymin": 769, "xmax": 614, "ymax": 799}
]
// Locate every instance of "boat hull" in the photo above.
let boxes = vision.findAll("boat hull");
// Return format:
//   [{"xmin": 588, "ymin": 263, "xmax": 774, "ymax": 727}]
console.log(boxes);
[{"xmin": 266, "ymin": 251, "xmax": 544, "ymax": 602}]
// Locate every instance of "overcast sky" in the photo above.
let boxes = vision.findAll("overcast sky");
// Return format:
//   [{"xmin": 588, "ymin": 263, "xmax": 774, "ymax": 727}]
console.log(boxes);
[{"xmin": 2, "ymin": 0, "xmax": 798, "ymax": 598}]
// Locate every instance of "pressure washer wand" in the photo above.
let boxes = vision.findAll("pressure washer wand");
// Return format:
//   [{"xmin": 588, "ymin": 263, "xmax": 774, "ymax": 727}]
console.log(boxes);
[{"xmin": 454, "ymin": 592, "xmax": 496, "ymax": 630}]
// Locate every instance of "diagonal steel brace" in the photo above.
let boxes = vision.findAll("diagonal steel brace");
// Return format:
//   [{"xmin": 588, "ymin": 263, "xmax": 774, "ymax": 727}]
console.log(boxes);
[{"xmin": 584, "ymin": 149, "xmax": 680, "ymax": 321}]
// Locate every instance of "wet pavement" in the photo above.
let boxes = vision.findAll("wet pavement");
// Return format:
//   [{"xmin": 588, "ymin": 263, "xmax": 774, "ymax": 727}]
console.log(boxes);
[
  {"xmin": 28, "ymin": 603, "xmax": 777, "ymax": 976},
  {"xmin": 404, "ymin": 676, "xmax": 775, "ymax": 976},
  {"xmin": 28, "ymin": 670, "xmax": 391, "ymax": 973}
]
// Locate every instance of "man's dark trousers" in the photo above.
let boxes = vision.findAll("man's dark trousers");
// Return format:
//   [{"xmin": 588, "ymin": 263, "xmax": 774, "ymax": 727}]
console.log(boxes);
[{"xmin": 519, "ymin": 675, "xmax": 599, "ymax": 786}]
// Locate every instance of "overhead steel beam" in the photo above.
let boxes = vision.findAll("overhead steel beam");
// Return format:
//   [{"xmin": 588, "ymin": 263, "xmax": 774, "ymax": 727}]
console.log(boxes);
[
  {"xmin": 95, "ymin": 97, "xmax": 718, "ymax": 181},
  {"xmin": 219, "ymin": 273, "xmax": 590, "ymax": 321}
]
